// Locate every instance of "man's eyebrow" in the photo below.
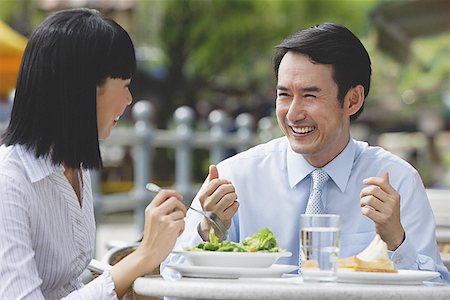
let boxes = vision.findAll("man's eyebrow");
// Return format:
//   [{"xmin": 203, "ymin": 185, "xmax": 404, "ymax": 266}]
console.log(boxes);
[
  {"xmin": 302, "ymin": 86, "xmax": 321, "ymax": 92},
  {"xmin": 276, "ymin": 85, "xmax": 321, "ymax": 92}
]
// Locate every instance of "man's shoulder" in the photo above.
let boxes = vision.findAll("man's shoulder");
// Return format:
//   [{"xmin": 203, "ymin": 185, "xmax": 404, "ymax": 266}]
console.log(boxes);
[{"xmin": 354, "ymin": 140, "xmax": 416, "ymax": 172}]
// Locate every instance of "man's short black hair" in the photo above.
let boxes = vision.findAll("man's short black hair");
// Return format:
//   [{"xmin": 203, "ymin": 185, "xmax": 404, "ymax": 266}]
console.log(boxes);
[{"xmin": 274, "ymin": 23, "xmax": 371, "ymax": 121}]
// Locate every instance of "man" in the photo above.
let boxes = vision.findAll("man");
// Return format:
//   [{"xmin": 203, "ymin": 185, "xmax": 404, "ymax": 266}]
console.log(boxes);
[{"xmin": 162, "ymin": 23, "xmax": 450, "ymax": 282}]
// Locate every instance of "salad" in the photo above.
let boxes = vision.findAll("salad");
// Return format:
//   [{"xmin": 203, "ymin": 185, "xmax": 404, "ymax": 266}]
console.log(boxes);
[{"xmin": 187, "ymin": 227, "xmax": 282, "ymax": 252}]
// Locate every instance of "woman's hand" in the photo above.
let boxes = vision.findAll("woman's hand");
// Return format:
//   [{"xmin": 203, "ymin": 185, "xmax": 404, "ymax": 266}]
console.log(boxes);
[
  {"xmin": 110, "ymin": 189, "xmax": 186, "ymax": 298},
  {"xmin": 136, "ymin": 189, "xmax": 187, "ymax": 269}
]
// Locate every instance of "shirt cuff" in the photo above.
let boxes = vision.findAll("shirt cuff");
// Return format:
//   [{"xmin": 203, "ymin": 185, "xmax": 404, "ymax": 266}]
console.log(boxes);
[
  {"xmin": 388, "ymin": 234, "xmax": 418, "ymax": 269},
  {"xmin": 100, "ymin": 269, "xmax": 119, "ymax": 300},
  {"xmin": 69, "ymin": 269, "xmax": 118, "ymax": 300}
]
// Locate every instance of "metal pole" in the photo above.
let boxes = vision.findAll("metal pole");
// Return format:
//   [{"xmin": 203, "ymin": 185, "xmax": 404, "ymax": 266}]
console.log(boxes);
[
  {"xmin": 174, "ymin": 106, "xmax": 194, "ymax": 201},
  {"xmin": 236, "ymin": 113, "xmax": 255, "ymax": 152},
  {"xmin": 131, "ymin": 100, "xmax": 154, "ymax": 231},
  {"xmin": 209, "ymin": 110, "xmax": 228, "ymax": 164}
]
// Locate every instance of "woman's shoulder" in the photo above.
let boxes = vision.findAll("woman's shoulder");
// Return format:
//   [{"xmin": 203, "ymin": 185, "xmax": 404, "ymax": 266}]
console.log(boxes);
[
  {"xmin": 0, "ymin": 144, "xmax": 20, "ymax": 170},
  {"xmin": 0, "ymin": 144, "xmax": 31, "ymax": 186}
]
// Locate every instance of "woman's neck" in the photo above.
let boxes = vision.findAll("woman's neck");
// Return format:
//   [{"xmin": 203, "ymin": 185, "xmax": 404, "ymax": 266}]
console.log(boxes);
[{"xmin": 63, "ymin": 165, "xmax": 83, "ymax": 207}]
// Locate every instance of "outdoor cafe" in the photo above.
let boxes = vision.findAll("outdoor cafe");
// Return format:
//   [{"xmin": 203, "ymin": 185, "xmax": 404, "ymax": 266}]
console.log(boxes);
[{"xmin": 0, "ymin": 0, "xmax": 449, "ymax": 299}]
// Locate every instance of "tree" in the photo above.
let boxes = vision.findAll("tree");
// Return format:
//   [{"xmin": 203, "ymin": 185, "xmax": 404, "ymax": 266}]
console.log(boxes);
[{"xmin": 134, "ymin": 0, "xmax": 378, "ymax": 128}]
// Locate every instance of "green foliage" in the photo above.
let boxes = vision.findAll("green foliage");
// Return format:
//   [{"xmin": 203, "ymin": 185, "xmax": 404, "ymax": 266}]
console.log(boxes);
[
  {"xmin": 157, "ymin": 0, "xmax": 378, "ymax": 86},
  {"xmin": 0, "ymin": 0, "xmax": 20, "ymax": 21},
  {"xmin": 367, "ymin": 31, "xmax": 450, "ymax": 125},
  {"xmin": 134, "ymin": 0, "xmax": 380, "ymax": 128},
  {"xmin": 0, "ymin": 0, "xmax": 46, "ymax": 38}
]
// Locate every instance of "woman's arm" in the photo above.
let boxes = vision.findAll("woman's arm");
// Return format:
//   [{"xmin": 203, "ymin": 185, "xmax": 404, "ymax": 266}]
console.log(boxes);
[{"xmin": 109, "ymin": 189, "xmax": 186, "ymax": 299}]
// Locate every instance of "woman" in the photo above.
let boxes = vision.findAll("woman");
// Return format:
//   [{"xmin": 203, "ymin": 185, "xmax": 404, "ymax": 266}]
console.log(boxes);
[{"xmin": 0, "ymin": 8, "xmax": 186, "ymax": 299}]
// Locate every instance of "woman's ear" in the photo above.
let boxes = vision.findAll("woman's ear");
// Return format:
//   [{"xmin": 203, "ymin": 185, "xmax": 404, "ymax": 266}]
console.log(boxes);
[{"xmin": 344, "ymin": 85, "xmax": 364, "ymax": 116}]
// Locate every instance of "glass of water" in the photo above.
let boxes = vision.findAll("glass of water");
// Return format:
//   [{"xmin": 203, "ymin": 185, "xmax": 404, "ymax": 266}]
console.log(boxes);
[{"xmin": 300, "ymin": 214, "xmax": 340, "ymax": 282}]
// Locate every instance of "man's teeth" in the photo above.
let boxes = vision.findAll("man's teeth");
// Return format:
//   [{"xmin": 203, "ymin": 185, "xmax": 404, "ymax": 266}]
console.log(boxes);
[
  {"xmin": 115, "ymin": 115, "xmax": 121, "ymax": 121},
  {"xmin": 292, "ymin": 126, "xmax": 314, "ymax": 134}
]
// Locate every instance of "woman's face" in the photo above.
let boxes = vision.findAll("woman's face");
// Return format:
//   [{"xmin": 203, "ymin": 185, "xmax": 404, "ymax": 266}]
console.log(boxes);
[{"xmin": 96, "ymin": 77, "xmax": 132, "ymax": 139}]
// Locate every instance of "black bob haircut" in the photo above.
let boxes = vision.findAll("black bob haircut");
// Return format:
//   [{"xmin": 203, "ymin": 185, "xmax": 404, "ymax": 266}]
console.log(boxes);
[
  {"xmin": 1, "ymin": 8, "xmax": 136, "ymax": 169},
  {"xmin": 273, "ymin": 23, "xmax": 371, "ymax": 121}
]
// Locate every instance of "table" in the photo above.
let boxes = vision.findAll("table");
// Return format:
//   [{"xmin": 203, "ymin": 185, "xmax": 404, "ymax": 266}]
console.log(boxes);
[{"xmin": 133, "ymin": 275, "xmax": 450, "ymax": 300}]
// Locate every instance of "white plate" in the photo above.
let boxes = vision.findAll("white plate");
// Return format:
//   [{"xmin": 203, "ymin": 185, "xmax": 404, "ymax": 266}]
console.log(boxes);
[
  {"xmin": 172, "ymin": 250, "xmax": 292, "ymax": 268},
  {"xmin": 167, "ymin": 264, "xmax": 298, "ymax": 279},
  {"xmin": 337, "ymin": 269, "xmax": 440, "ymax": 285}
]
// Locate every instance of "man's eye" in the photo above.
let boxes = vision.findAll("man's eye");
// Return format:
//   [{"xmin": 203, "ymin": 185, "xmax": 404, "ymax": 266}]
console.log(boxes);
[
  {"xmin": 278, "ymin": 92, "xmax": 289, "ymax": 97},
  {"xmin": 304, "ymin": 94, "xmax": 316, "ymax": 98}
]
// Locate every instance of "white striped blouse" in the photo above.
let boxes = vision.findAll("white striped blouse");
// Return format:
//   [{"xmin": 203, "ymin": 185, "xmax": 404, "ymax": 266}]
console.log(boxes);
[{"xmin": 0, "ymin": 144, "xmax": 117, "ymax": 299}]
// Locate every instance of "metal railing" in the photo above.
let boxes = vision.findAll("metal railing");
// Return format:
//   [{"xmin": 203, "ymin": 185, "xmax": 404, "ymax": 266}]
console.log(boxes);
[
  {"xmin": 2, "ymin": 102, "xmax": 448, "ymax": 234},
  {"xmin": 0, "ymin": 100, "xmax": 280, "ymax": 230},
  {"xmin": 92, "ymin": 100, "xmax": 280, "ymax": 229}
]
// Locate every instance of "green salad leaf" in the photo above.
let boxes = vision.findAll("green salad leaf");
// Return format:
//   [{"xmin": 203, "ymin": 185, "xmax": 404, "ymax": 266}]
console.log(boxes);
[
  {"xmin": 242, "ymin": 227, "xmax": 280, "ymax": 252},
  {"xmin": 187, "ymin": 227, "xmax": 282, "ymax": 252}
]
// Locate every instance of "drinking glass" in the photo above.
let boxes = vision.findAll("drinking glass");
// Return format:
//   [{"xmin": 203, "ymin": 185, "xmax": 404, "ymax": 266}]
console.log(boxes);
[{"xmin": 299, "ymin": 214, "xmax": 340, "ymax": 282}]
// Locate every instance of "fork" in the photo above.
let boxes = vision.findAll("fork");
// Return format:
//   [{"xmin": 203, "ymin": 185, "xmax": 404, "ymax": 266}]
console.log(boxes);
[{"xmin": 145, "ymin": 183, "xmax": 228, "ymax": 239}]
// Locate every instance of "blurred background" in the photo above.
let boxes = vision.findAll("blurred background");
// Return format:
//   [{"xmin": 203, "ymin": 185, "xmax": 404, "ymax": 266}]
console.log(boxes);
[{"xmin": 0, "ymin": 0, "xmax": 449, "ymax": 258}]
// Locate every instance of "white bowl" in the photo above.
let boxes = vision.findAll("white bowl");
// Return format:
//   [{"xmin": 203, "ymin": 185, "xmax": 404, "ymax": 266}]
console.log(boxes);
[{"xmin": 172, "ymin": 250, "xmax": 292, "ymax": 268}]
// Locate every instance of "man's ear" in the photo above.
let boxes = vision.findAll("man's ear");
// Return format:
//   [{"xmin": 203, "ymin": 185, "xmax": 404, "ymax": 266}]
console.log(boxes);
[{"xmin": 344, "ymin": 85, "xmax": 364, "ymax": 116}]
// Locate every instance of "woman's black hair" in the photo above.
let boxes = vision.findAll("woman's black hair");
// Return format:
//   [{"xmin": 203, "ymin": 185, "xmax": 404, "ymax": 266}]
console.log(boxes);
[
  {"xmin": 1, "ymin": 8, "xmax": 136, "ymax": 169},
  {"xmin": 274, "ymin": 23, "xmax": 371, "ymax": 121}
]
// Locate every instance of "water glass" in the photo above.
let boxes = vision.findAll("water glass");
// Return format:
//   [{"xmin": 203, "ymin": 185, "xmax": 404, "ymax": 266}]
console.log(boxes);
[{"xmin": 299, "ymin": 214, "xmax": 340, "ymax": 282}]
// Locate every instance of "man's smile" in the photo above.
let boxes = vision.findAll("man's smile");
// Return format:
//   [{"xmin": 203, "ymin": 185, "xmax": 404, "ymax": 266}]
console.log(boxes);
[{"xmin": 290, "ymin": 125, "xmax": 315, "ymax": 134}]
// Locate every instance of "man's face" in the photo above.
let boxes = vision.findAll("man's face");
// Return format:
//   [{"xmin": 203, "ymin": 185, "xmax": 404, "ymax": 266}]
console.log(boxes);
[{"xmin": 275, "ymin": 52, "xmax": 351, "ymax": 167}]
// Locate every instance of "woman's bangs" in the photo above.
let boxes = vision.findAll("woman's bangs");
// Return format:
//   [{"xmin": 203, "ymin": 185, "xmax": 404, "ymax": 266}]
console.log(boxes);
[{"xmin": 106, "ymin": 27, "xmax": 136, "ymax": 79}]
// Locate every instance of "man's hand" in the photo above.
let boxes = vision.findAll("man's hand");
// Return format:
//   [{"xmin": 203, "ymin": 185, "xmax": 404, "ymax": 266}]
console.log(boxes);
[
  {"xmin": 198, "ymin": 164, "xmax": 239, "ymax": 241},
  {"xmin": 360, "ymin": 172, "xmax": 405, "ymax": 250}
]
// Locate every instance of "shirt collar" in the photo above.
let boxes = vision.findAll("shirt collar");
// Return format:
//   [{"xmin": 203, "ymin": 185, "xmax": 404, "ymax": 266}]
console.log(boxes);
[
  {"xmin": 322, "ymin": 139, "xmax": 356, "ymax": 192},
  {"xmin": 286, "ymin": 146, "xmax": 314, "ymax": 189},
  {"xmin": 286, "ymin": 138, "xmax": 356, "ymax": 192},
  {"xmin": 16, "ymin": 144, "xmax": 61, "ymax": 183}
]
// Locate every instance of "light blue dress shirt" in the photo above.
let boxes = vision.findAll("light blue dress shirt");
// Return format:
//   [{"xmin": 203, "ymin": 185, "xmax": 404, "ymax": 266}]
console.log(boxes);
[{"xmin": 162, "ymin": 137, "xmax": 450, "ymax": 283}]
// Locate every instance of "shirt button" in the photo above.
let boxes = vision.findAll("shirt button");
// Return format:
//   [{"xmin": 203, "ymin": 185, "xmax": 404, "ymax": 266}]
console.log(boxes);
[{"xmin": 418, "ymin": 257, "xmax": 428, "ymax": 264}]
